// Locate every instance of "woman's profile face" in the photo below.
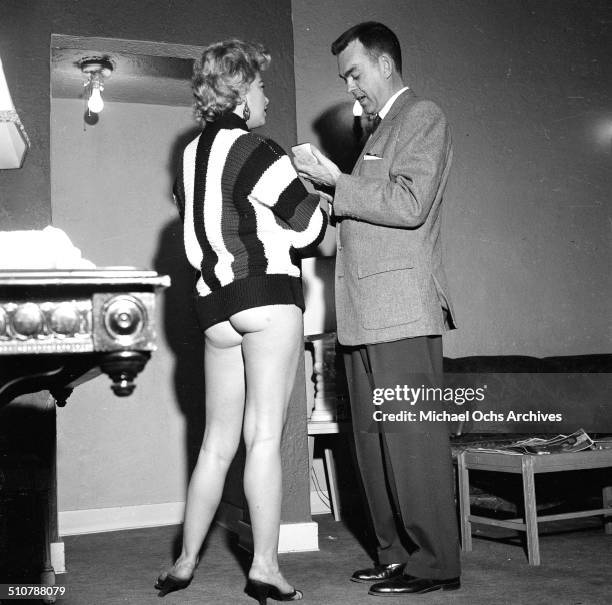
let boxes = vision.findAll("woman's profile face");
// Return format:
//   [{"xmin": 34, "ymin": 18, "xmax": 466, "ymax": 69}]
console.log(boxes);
[{"xmin": 244, "ymin": 72, "xmax": 269, "ymax": 129}]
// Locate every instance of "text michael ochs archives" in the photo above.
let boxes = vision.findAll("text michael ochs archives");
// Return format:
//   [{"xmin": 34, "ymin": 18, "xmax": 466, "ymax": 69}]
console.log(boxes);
[{"xmin": 371, "ymin": 385, "xmax": 564, "ymax": 424}]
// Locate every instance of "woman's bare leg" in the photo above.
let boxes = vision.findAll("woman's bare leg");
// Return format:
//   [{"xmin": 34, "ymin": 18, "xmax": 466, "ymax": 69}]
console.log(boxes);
[
  {"xmin": 231, "ymin": 305, "xmax": 303, "ymax": 593},
  {"xmin": 161, "ymin": 320, "xmax": 245, "ymax": 580}
]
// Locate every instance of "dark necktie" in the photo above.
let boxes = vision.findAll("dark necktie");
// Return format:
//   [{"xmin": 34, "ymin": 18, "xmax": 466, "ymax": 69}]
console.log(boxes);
[{"xmin": 371, "ymin": 114, "xmax": 382, "ymax": 134}]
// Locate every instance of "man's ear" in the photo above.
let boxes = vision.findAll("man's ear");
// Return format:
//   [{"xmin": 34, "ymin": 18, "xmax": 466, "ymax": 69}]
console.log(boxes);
[{"xmin": 379, "ymin": 53, "xmax": 394, "ymax": 79}]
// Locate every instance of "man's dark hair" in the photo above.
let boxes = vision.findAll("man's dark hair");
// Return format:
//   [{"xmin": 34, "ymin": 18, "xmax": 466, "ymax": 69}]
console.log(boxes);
[{"xmin": 331, "ymin": 21, "xmax": 402, "ymax": 75}]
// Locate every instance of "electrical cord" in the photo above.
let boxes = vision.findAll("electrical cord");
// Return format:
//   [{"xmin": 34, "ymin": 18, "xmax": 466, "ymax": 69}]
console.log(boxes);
[{"xmin": 310, "ymin": 464, "xmax": 331, "ymax": 509}]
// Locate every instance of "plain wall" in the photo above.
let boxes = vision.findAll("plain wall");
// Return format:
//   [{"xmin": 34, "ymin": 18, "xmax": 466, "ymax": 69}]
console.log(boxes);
[{"xmin": 292, "ymin": 0, "xmax": 612, "ymax": 358}]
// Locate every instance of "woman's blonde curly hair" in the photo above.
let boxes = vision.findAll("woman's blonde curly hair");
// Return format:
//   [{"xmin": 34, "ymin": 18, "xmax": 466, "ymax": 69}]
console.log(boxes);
[{"xmin": 192, "ymin": 39, "xmax": 270, "ymax": 126}]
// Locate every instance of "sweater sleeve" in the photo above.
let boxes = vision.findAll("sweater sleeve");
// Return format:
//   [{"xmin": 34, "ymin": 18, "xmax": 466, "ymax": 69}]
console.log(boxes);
[{"xmin": 248, "ymin": 137, "xmax": 327, "ymax": 249}]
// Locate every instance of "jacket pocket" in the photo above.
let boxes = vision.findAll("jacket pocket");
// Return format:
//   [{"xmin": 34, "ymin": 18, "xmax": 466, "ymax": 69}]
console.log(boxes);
[
  {"xmin": 357, "ymin": 255, "xmax": 415, "ymax": 278},
  {"xmin": 359, "ymin": 157, "xmax": 390, "ymax": 177},
  {"xmin": 357, "ymin": 257, "xmax": 423, "ymax": 328}
]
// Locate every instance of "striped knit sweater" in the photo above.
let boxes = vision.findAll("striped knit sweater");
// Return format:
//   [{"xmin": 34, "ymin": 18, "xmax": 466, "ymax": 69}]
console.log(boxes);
[{"xmin": 174, "ymin": 113, "xmax": 327, "ymax": 330}]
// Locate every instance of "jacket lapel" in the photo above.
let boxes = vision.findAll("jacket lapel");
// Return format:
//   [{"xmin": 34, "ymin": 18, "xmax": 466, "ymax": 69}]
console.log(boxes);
[{"xmin": 354, "ymin": 89, "xmax": 418, "ymax": 174}]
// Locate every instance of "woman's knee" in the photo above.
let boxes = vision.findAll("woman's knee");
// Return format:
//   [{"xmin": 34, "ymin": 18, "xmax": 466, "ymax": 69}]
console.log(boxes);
[
  {"xmin": 199, "ymin": 437, "xmax": 240, "ymax": 465},
  {"xmin": 243, "ymin": 423, "xmax": 283, "ymax": 454}
]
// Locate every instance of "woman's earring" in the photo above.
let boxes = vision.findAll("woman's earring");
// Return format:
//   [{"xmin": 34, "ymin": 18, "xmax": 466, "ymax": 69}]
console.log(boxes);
[{"xmin": 243, "ymin": 100, "xmax": 251, "ymax": 122}]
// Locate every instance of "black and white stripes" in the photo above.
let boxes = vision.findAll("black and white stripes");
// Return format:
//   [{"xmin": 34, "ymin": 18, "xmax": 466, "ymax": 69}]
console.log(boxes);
[{"xmin": 174, "ymin": 112, "xmax": 326, "ymax": 329}]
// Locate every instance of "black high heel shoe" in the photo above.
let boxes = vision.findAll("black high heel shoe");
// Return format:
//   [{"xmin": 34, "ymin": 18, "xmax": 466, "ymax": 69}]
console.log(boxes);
[
  {"xmin": 154, "ymin": 570, "xmax": 193, "ymax": 596},
  {"xmin": 245, "ymin": 579, "xmax": 303, "ymax": 604}
]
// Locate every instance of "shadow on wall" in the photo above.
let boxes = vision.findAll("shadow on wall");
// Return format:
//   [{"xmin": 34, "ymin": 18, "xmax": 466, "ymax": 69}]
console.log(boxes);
[
  {"xmin": 154, "ymin": 124, "xmax": 206, "ymax": 475},
  {"xmin": 153, "ymin": 216, "xmax": 205, "ymax": 472},
  {"xmin": 312, "ymin": 101, "xmax": 369, "ymax": 173},
  {"xmin": 306, "ymin": 101, "xmax": 375, "ymax": 335}
]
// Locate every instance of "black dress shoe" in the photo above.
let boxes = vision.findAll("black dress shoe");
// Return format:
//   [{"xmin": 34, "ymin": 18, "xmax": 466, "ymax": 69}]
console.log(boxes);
[
  {"xmin": 351, "ymin": 563, "xmax": 405, "ymax": 584},
  {"xmin": 369, "ymin": 574, "xmax": 460, "ymax": 596}
]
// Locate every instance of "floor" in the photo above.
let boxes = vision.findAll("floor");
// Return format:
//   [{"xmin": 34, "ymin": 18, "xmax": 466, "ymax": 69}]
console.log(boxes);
[{"xmin": 46, "ymin": 513, "xmax": 612, "ymax": 605}]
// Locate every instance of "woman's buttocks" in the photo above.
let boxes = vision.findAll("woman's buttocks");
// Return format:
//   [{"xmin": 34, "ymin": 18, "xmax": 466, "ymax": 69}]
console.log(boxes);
[
  {"xmin": 204, "ymin": 304, "xmax": 303, "ymax": 348},
  {"xmin": 230, "ymin": 304, "xmax": 302, "ymax": 333}
]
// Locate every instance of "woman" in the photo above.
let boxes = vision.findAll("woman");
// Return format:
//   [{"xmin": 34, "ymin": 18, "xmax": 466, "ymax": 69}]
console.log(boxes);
[{"xmin": 155, "ymin": 40, "xmax": 326, "ymax": 603}]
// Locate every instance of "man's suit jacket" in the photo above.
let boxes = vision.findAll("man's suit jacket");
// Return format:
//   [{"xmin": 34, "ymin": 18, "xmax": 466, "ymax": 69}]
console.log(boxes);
[{"xmin": 333, "ymin": 89, "xmax": 456, "ymax": 346}]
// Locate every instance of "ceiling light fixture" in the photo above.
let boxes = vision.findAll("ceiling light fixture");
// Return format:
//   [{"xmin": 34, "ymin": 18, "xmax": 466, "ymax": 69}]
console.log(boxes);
[{"xmin": 79, "ymin": 57, "xmax": 113, "ymax": 114}]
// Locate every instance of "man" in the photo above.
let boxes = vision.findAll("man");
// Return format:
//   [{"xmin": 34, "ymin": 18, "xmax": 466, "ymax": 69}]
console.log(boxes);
[{"xmin": 294, "ymin": 22, "xmax": 461, "ymax": 597}]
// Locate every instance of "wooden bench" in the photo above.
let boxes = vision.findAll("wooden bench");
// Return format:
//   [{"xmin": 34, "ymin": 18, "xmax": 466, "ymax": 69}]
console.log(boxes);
[{"xmin": 456, "ymin": 448, "xmax": 612, "ymax": 565}]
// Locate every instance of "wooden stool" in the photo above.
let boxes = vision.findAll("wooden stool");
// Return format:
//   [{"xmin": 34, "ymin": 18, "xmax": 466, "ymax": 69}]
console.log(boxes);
[{"xmin": 456, "ymin": 448, "xmax": 612, "ymax": 565}]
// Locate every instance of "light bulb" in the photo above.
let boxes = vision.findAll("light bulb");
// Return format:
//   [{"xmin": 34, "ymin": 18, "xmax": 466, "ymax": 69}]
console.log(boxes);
[
  {"xmin": 87, "ymin": 80, "xmax": 104, "ymax": 113},
  {"xmin": 352, "ymin": 100, "xmax": 363, "ymax": 117}
]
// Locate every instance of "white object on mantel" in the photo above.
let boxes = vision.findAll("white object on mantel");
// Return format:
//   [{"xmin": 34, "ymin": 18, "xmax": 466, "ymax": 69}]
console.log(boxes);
[
  {"xmin": 0, "ymin": 56, "xmax": 29, "ymax": 169},
  {"xmin": 0, "ymin": 226, "xmax": 96, "ymax": 269}
]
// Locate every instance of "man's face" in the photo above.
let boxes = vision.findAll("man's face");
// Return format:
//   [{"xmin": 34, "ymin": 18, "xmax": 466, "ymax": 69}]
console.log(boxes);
[{"xmin": 337, "ymin": 40, "xmax": 386, "ymax": 116}]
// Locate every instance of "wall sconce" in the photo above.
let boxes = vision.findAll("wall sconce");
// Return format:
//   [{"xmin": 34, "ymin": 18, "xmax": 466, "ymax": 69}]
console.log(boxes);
[
  {"xmin": 0, "ymin": 56, "xmax": 30, "ymax": 169},
  {"xmin": 79, "ymin": 58, "xmax": 113, "ymax": 114}
]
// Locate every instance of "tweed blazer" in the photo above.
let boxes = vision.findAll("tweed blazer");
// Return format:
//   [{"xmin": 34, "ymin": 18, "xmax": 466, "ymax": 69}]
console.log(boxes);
[{"xmin": 333, "ymin": 89, "xmax": 456, "ymax": 346}]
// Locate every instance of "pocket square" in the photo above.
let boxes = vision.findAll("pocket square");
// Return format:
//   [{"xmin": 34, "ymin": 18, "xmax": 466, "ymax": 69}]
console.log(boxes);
[{"xmin": 363, "ymin": 154, "xmax": 382, "ymax": 161}]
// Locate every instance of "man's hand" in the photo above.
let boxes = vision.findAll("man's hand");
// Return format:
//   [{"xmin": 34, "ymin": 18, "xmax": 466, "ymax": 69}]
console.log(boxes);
[{"xmin": 294, "ymin": 145, "xmax": 342, "ymax": 187}]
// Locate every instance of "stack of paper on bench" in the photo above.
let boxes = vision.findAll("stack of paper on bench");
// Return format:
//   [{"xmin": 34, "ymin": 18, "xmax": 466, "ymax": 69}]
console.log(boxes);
[{"xmin": 467, "ymin": 429, "xmax": 594, "ymax": 455}]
